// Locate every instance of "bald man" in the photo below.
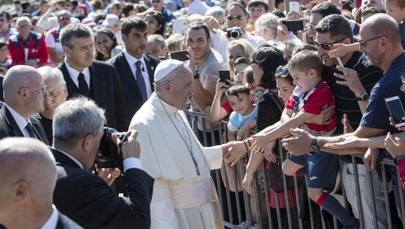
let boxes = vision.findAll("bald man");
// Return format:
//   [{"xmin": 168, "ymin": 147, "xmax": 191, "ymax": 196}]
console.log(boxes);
[
  {"xmin": 0, "ymin": 137, "xmax": 81, "ymax": 229},
  {"xmin": 0, "ymin": 65, "xmax": 49, "ymax": 144}
]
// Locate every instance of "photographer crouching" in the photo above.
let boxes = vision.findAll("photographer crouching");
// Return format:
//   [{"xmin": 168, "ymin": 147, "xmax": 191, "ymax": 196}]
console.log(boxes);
[{"xmin": 51, "ymin": 96, "xmax": 154, "ymax": 229}]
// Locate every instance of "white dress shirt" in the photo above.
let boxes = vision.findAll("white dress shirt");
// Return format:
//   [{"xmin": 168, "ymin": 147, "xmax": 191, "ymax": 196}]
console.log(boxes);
[
  {"xmin": 64, "ymin": 59, "xmax": 91, "ymax": 89},
  {"xmin": 123, "ymin": 50, "xmax": 152, "ymax": 99}
]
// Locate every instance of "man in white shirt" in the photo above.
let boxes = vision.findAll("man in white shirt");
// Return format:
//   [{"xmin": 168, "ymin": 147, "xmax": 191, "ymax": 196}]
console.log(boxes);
[{"xmin": 0, "ymin": 137, "xmax": 81, "ymax": 229}]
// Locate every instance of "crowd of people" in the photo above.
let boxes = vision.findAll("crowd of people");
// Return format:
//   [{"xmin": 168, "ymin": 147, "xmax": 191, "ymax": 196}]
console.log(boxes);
[{"xmin": 0, "ymin": 0, "xmax": 405, "ymax": 228}]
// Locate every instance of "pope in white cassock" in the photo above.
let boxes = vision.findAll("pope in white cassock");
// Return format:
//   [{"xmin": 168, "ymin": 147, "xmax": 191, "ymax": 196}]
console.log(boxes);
[{"xmin": 129, "ymin": 59, "xmax": 236, "ymax": 229}]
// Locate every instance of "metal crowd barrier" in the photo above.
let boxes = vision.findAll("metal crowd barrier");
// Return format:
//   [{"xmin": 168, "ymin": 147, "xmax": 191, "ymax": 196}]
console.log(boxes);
[{"xmin": 185, "ymin": 109, "xmax": 405, "ymax": 229}]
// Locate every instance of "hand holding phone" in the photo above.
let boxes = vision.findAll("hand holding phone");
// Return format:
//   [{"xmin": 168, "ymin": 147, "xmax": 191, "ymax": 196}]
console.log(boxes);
[
  {"xmin": 385, "ymin": 96, "xmax": 405, "ymax": 128},
  {"xmin": 219, "ymin": 70, "xmax": 231, "ymax": 85}
]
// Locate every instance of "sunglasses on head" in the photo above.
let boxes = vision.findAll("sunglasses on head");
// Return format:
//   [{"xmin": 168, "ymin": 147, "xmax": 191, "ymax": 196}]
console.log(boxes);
[
  {"xmin": 276, "ymin": 65, "xmax": 289, "ymax": 75},
  {"xmin": 226, "ymin": 15, "xmax": 243, "ymax": 21}
]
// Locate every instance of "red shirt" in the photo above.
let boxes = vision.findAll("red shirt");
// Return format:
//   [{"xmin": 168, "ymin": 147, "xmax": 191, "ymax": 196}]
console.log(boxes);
[
  {"xmin": 286, "ymin": 81, "xmax": 337, "ymax": 135},
  {"xmin": 8, "ymin": 32, "xmax": 48, "ymax": 66}
]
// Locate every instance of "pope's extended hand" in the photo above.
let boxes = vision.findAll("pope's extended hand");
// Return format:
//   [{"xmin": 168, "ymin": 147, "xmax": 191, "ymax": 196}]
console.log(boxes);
[{"xmin": 223, "ymin": 141, "xmax": 247, "ymax": 166}]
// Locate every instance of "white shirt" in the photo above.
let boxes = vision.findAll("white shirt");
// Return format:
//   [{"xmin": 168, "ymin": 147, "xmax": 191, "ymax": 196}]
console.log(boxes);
[
  {"xmin": 45, "ymin": 28, "xmax": 64, "ymax": 55},
  {"xmin": 123, "ymin": 50, "xmax": 152, "ymax": 99},
  {"xmin": 5, "ymin": 104, "xmax": 30, "ymax": 138},
  {"xmin": 40, "ymin": 205, "xmax": 58, "ymax": 229},
  {"xmin": 64, "ymin": 59, "xmax": 91, "ymax": 89}
]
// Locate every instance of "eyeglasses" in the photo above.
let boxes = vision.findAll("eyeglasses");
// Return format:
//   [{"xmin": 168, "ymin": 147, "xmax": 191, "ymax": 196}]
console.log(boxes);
[
  {"xmin": 276, "ymin": 65, "xmax": 289, "ymax": 75},
  {"xmin": 314, "ymin": 38, "xmax": 347, "ymax": 51},
  {"xmin": 18, "ymin": 85, "xmax": 47, "ymax": 95},
  {"xmin": 59, "ymin": 16, "xmax": 71, "ymax": 20},
  {"xmin": 226, "ymin": 15, "xmax": 243, "ymax": 21},
  {"xmin": 152, "ymin": 0, "xmax": 160, "ymax": 3},
  {"xmin": 359, "ymin": 36, "xmax": 384, "ymax": 49}
]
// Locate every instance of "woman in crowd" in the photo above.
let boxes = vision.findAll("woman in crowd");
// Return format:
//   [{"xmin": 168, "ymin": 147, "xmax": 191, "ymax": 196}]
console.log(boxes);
[
  {"xmin": 144, "ymin": 10, "xmax": 164, "ymax": 36},
  {"xmin": 94, "ymin": 28, "xmax": 123, "ymax": 61}
]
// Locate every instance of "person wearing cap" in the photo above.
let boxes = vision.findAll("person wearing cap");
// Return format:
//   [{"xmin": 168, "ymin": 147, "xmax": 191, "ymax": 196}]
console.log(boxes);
[
  {"xmin": 45, "ymin": 10, "xmax": 71, "ymax": 65},
  {"xmin": 108, "ymin": 17, "xmax": 160, "ymax": 122},
  {"xmin": 129, "ymin": 59, "xmax": 236, "ymax": 229},
  {"xmin": 103, "ymin": 14, "xmax": 123, "ymax": 44}
]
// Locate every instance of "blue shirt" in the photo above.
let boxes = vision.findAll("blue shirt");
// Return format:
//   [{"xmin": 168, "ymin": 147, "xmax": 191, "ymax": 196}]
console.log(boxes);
[
  {"xmin": 360, "ymin": 52, "xmax": 405, "ymax": 134},
  {"xmin": 227, "ymin": 106, "xmax": 257, "ymax": 132}
]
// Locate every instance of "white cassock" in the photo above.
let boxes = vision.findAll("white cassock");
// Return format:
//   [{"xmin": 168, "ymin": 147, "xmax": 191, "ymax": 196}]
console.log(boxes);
[{"xmin": 129, "ymin": 93, "xmax": 224, "ymax": 229}]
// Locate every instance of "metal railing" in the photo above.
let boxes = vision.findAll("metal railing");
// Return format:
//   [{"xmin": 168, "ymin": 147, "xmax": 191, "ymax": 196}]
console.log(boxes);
[{"xmin": 186, "ymin": 109, "xmax": 405, "ymax": 229}]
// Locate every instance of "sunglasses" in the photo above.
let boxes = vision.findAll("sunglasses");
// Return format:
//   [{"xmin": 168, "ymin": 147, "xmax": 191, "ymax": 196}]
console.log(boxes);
[
  {"xmin": 59, "ymin": 16, "xmax": 71, "ymax": 20},
  {"xmin": 314, "ymin": 38, "xmax": 347, "ymax": 51},
  {"xmin": 152, "ymin": 0, "xmax": 160, "ymax": 2},
  {"xmin": 226, "ymin": 15, "xmax": 243, "ymax": 21},
  {"xmin": 276, "ymin": 65, "xmax": 289, "ymax": 75},
  {"xmin": 359, "ymin": 36, "xmax": 383, "ymax": 49}
]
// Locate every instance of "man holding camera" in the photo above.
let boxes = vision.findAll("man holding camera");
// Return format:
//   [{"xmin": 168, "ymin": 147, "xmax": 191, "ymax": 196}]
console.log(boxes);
[{"xmin": 51, "ymin": 97, "xmax": 154, "ymax": 229}]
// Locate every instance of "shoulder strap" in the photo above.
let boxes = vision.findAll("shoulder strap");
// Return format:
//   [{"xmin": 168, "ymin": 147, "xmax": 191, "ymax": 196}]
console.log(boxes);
[{"xmin": 266, "ymin": 92, "xmax": 284, "ymax": 113}]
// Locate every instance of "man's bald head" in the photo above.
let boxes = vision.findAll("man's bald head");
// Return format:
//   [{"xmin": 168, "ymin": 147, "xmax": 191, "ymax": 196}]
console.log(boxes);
[
  {"xmin": 361, "ymin": 13, "xmax": 401, "ymax": 45},
  {"xmin": 0, "ymin": 137, "xmax": 57, "ymax": 197},
  {"xmin": 0, "ymin": 137, "xmax": 57, "ymax": 228},
  {"xmin": 3, "ymin": 65, "xmax": 46, "ymax": 117}
]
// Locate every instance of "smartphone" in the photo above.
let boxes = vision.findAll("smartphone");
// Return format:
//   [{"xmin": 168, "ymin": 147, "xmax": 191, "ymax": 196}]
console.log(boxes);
[
  {"xmin": 219, "ymin": 70, "xmax": 230, "ymax": 85},
  {"xmin": 282, "ymin": 19, "xmax": 304, "ymax": 32},
  {"xmin": 172, "ymin": 19, "xmax": 188, "ymax": 35},
  {"xmin": 289, "ymin": 1, "xmax": 300, "ymax": 13},
  {"xmin": 385, "ymin": 96, "xmax": 405, "ymax": 128},
  {"xmin": 170, "ymin": 50, "xmax": 189, "ymax": 61}
]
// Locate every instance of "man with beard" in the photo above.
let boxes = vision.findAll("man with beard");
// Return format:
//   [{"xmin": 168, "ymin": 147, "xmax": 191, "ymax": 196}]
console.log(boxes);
[
  {"xmin": 58, "ymin": 23, "xmax": 128, "ymax": 131},
  {"xmin": 108, "ymin": 17, "xmax": 160, "ymax": 121},
  {"xmin": 314, "ymin": 14, "xmax": 385, "ymax": 229}
]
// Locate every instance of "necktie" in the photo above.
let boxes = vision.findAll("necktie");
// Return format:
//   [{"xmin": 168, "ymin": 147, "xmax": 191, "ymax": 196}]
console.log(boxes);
[
  {"xmin": 25, "ymin": 122, "xmax": 36, "ymax": 139},
  {"xmin": 135, "ymin": 61, "xmax": 147, "ymax": 102},
  {"xmin": 78, "ymin": 72, "xmax": 90, "ymax": 97}
]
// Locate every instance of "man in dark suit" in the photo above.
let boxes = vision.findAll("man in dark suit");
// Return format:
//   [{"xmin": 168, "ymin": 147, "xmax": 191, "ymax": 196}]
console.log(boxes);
[
  {"xmin": 52, "ymin": 97, "xmax": 154, "ymax": 229},
  {"xmin": 0, "ymin": 137, "xmax": 82, "ymax": 229},
  {"xmin": 108, "ymin": 17, "xmax": 159, "ymax": 121},
  {"xmin": 59, "ymin": 23, "xmax": 128, "ymax": 131},
  {"xmin": 0, "ymin": 65, "xmax": 49, "ymax": 144}
]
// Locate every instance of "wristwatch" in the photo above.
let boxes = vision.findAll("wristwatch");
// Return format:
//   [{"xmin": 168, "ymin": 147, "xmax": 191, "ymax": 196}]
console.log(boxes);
[
  {"xmin": 311, "ymin": 137, "xmax": 320, "ymax": 153},
  {"xmin": 356, "ymin": 92, "xmax": 369, "ymax": 101}
]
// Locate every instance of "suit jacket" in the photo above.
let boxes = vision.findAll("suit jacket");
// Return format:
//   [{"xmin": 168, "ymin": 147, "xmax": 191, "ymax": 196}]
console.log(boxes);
[
  {"xmin": 0, "ymin": 105, "xmax": 49, "ymax": 144},
  {"xmin": 108, "ymin": 53, "xmax": 159, "ymax": 122},
  {"xmin": 56, "ymin": 210, "xmax": 83, "ymax": 229},
  {"xmin": 59, "ymin": 61, "xmax": 128, "ymax": 131},
  {"xmin": 52, "ymin": 148, "xmax": 154, "ymax": 229}
]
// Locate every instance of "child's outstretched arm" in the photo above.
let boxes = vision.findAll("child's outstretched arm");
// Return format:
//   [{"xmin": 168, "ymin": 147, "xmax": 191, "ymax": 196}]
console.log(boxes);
[
  {"xmin": 329, "ymin": 42, "xmax": 360, "ymax": 58},
  {"xmin": 250, "ymin": 110, "xmax": 315, "ymax": 153}
]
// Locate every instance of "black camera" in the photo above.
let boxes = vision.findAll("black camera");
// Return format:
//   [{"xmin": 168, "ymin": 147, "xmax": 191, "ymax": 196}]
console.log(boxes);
[
  {"xmin": 226, "ymin": 27, "xmax": 242, "ymax": 39},
  {"xmin": 96, "ymin": 127, "xmax": 128, "ymax": 168}
]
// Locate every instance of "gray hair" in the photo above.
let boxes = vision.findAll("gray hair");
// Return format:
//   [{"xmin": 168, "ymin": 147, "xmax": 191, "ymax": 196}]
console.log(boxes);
[
  {"xmin": 255, "ymin": 13, "xmax": 279, "ymax": 33},
  {"xmin": 53, "ymin": 97, "xmax": 106, "ymax": 146},
  {"xmin": 16, "ymin": 16, "xmax": 31, "ymax": 26},
  {"xmin": 147, "ymin": 34, "xmax": 166, "ymax": 49},
  {"xmin": 60, "ymin": 23, "xmax": 92, "ymax": 49},
  {"xmin": 37, "ymin": 66, "xmax": 65, "ymax": 85},
  {"xmin": 205, "ymin": 6, "xmax": 225, "ymax": 18}
]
